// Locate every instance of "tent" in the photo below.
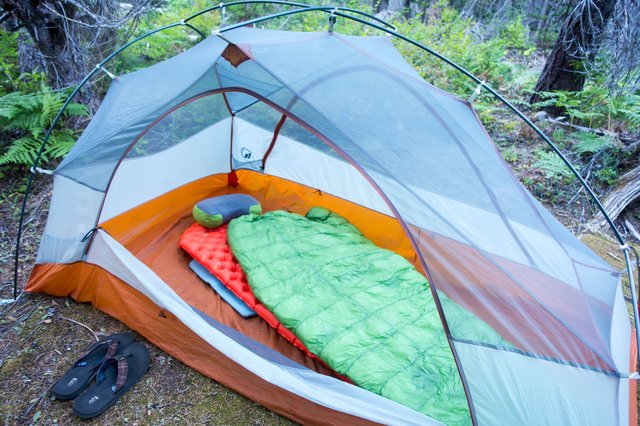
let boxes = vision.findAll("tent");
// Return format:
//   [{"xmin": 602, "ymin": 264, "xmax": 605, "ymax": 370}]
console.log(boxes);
[{"xmin": 20, "ymin": 5, "xmax": 638, "ymax": 425}]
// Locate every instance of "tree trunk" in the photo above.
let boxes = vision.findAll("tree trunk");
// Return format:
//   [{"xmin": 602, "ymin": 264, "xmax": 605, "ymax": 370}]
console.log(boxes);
[
  {"xmin": 403, "ymin": 0, "xmax": 412, "ymax": 19},
  {"xmin": 376, "ymin": 0, "xmax": 405, "ymax": 17},
  {"xmin": 531, "ymin": 0, "xmax": 616, "ymax": 112},
  {"xmin": 1, "ymin": 1, "xmax": 89, "ymax": 90},
  {"xmin": 375, "ymin": 0, "xmax": 388, "ymax": 14}
]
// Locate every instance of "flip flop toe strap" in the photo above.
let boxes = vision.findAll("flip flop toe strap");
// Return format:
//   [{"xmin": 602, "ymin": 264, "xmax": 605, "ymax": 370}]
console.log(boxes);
[
  {"xmin": 75, "ymin": 341, "xmax": 118, "ymax": 367},
  {"xmin": 97, "ymin": 356, "xmax": 129, "ymax": 393},
  {"xmin": 114, "ymin": 357, "xmax": 128, "ymax": 392}
]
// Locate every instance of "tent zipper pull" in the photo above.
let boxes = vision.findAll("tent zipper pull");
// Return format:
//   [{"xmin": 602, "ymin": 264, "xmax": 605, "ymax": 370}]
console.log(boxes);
[{"xmin": 81, "ymin": 227, "xmax": 99, "ymax": 242}]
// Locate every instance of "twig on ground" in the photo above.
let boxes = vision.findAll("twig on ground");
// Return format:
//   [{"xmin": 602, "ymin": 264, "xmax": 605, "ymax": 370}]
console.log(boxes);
[
  {"xmin": 0, "ymin": 323, "xmax": 44, "ymax": 358},
  {"xmin": 177, "ymin": 385, "xmax": 191, "ymax": 394},
  {"xmin": 608, "ymin": 251, "xmax": 623, "ymax": 262},
  {"xmin": 0, "ymin": 290, "xmax": 27, "ymax": 321},
  {"xmin": 0, "ymin": 301, "xmax": 42, "ymax": 338},
  {"xmin": 544, "ymin": 115, "xmax": 619, "ymax": 141},
  {"xmin": 20, "ymin": 381, "xmax": 56, "ymax": 419},
  {"xmin": 59, "ymin": 316, "xmax": 99, "ymax": 341}
]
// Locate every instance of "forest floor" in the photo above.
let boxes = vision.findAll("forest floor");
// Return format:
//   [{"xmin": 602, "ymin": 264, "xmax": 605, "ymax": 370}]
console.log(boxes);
[
  {"xmin": 0, "ymin": 164, "xmax": 638, "ymax": 425},
  {"xmin": 0, "ymin": 172, "xmax": 294, "ymax": 425}
]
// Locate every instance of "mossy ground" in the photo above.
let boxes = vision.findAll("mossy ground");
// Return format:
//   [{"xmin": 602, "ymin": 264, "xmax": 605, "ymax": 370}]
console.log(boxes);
[
  {"xmin": 0, "ymin": 294, "xmax": 297, "ymax": 425},
  {"xmin": 0, "ymin": 173, "xmax": 295, "ymax": 425}
]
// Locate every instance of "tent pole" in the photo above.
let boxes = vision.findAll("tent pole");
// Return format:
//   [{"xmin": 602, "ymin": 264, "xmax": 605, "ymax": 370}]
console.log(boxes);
[
  {"xmin": 16, "ymin": 1, "xmax": 625, "ymax": 305},
  {"xmin": 328, "ymin": 13, "xmax": 625, "ymax": 246},
  {"xmin": 11, "ymin": 21, "xmax": 184, "ymax": 300},
  {"xmin": 182, "ymin": 21, "xmax": 207, "ymax": 40},
  {"xmin": 319, "ymin": 11, "xmax": 640, "ymax": 378},
  {"xmin": 10, "ymin": 1, "xmax": 395, "ymax": 299},
  {"xmin": 183, "ymin": 1, "xmax": 396, "ymax": 30},
  {"xmin": 11, "ymin": 6, "xmax": 637, "ymax": 424},
  {"xmin": 12, "ymin": 68, "xmax": 99, "ymax": 300}
]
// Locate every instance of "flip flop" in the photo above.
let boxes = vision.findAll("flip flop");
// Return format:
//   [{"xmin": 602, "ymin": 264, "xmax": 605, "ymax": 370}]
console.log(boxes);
[
  {"xmin": 52, "ymin": 332, "xmax": 135, "ymax": 400},
  {"xmin": 72, "ymin": 342, "xmax": 150, "ymax": 419}
]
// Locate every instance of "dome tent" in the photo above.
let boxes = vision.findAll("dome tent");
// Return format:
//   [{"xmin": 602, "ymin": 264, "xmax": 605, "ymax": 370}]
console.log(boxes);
[{"xmin": 18, "ymin": 3, "xmax": 638, "ymax": 425}]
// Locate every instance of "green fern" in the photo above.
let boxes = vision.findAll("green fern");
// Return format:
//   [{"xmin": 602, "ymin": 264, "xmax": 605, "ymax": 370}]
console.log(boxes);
[
  {"xmin": 0, "ymin": 136, "xmax": 42, "ymax": 166},
  {"xmin": 534, "ymin": 150, "xmax": 575, "ymax": 182},
  {"xmin": 574, "ymin": 132, "xmax": 612, "ymax": 155},
  {"xmin": 0, "ymin": 84, "xmax": 87, "ymax": 166}
]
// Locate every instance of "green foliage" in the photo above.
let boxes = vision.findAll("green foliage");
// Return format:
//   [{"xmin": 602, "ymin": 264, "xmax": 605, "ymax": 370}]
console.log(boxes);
[
  {"xmin": 573, "ymin": 132, "xmax": 612, "ymax": 155},
  {"xmin": 533, "ymin": 150, "xmax": 575, "ymax": 182},
  {"xmin": 530, "ymin": 85, "xmax": 640, "ymax": 131},
  {"xmin": 0, "ymin": 85, "xmax": 87, "ymax": 166},
  {"xmin": 112, "ymin": 0, "xmax": 221, "ymax": 75},
  {"xmin": 594, "ymin": 165, "xmax": 618, "ymax": 186},
  {"xmin": 498, "ymin": 18, "xmax": 534, "ymax": 54},
  {"xmin": 391, "ymin": 2, "xmax": 535, "ymax": 99},
  {"xmin": 0, "ymin": 30, "xmax": 19, "ymax": 93},
  {"xmin": 0, "ymin": 28, "xmax": 88, "ymax": 168},
  {"xmin": 500, "ymin": 146, "xmax": 519, "ymax": 163},
  {"xmin": 549, "ymin": 128, "xmax": 569, "ymax": 149}
]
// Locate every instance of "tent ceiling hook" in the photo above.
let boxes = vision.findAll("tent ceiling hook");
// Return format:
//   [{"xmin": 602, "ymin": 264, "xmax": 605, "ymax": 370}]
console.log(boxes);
[
  {"xmin": 221, "ymin": 2, "xmax": 227, "ymax": 24},
  {"xmin": 328, "ymin": 8, "xmax": 337, "ymax": 33}
]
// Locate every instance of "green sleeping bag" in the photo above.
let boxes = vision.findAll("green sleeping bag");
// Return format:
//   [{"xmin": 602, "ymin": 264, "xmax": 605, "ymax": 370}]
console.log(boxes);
[{"xmin": 227, "ymin": 207, "xmax": 508, "ymax": 425}]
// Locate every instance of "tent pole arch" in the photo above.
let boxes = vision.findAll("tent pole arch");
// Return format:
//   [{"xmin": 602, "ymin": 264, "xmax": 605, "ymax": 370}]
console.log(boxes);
[
  {"xmin": 183, "ymin": 1, "xmax": 397, "ymax": 30},
  {"xmin": 13, "ymin": 0, "xmax": 637, "ymax": 376},
  {"xmin": 11, "ymin": 2, "xmax": 396, "ymax": 300},
  {"xmin": 89, "ymin": 86, "xmax": 477, "ymax": 423}
]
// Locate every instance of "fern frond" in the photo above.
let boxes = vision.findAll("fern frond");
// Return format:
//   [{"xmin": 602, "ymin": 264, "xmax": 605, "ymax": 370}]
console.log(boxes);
[
  {"xmin": 534, "ymin": 151, "xmax": 575, "ymax": 181},
  {"xmin": 574, "ymin": 132, "xmax": 612, "ymax": 154},
  {"xmin": 0, "ymin": 136, "xmax": 42, "ymax": 165}
]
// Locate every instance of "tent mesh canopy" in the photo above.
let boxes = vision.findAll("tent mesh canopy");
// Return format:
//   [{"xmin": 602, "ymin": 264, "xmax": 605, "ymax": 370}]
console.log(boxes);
[{"xmin": 35, "ymin": 26, "xmax": 633, "ymax": 425}]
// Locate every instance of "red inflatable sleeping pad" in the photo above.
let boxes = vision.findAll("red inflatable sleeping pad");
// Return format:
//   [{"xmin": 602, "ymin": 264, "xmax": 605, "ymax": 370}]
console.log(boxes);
[{"xmin": 179, "ymin": 222, "xmax": 339, "ymax": 372}]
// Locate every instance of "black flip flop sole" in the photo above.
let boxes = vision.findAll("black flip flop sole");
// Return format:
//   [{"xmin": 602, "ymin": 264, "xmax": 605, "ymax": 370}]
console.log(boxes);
[
  {"xmin": 72, "ymin": 342, "xmax": 150, "ymax": 419},
  {"xmin": 51, "ymin": 332, "xmax": 135, "ymax": 400}
]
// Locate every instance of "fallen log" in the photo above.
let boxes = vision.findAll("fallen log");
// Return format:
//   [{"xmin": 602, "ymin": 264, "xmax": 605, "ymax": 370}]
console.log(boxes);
[{"xmin": 591, "ymin": 163, "xmax": 640, "ymax": 231}]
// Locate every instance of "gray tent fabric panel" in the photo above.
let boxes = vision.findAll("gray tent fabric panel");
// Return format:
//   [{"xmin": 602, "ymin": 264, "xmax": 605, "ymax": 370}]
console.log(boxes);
[
  {"xmin": 333, "ymin": 33, "xmax": 428, "ymax": 81},
  {"xmin": 218, "ymin": 28, "xmax": 623, "ymax": 372},
  {"xmin": 56, "ymin": 36, "xmax": 228, "ymax": 191}
]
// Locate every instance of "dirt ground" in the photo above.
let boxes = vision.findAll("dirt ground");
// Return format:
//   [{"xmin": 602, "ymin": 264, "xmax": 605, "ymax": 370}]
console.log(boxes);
[
  {"xmin": 0, "ymin": 172, "xmax": 295, "ymax": 425},
  {"xmin": 0, "ymin": 170, "xmax": 638, "ymax": 425}
]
